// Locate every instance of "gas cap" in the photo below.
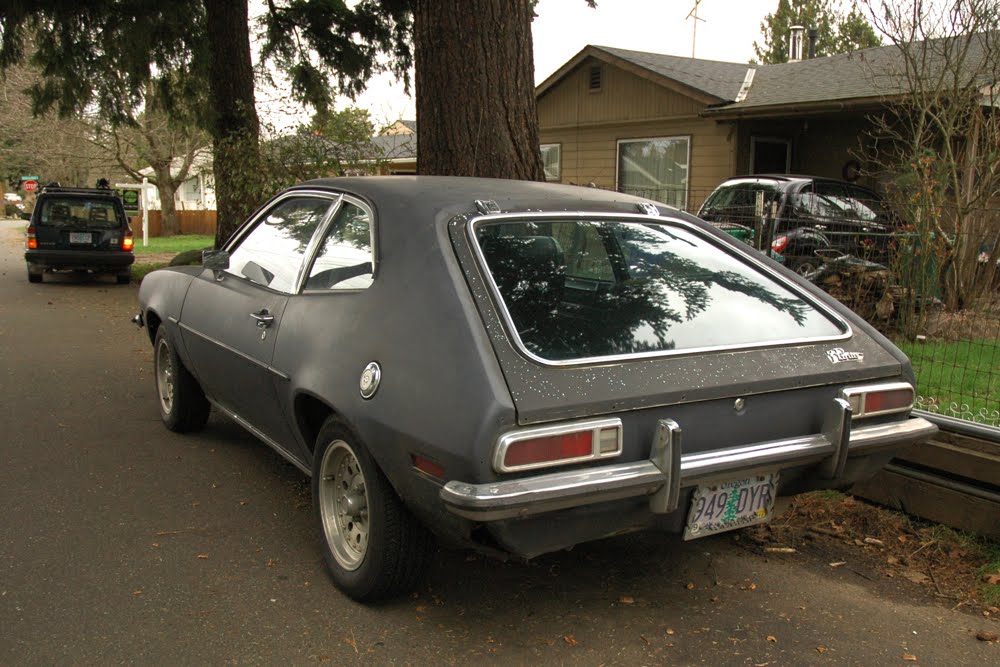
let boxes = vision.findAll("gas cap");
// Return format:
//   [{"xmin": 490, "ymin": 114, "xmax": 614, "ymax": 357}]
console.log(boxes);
[{"xmin": 360, "ymin": 362, "xmax": 381, "ymax": 399}]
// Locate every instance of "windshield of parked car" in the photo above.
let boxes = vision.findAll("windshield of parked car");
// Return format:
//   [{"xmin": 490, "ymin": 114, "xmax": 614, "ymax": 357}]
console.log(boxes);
[
  {"xmin": 475, "ymin": 218, "xmax": 846, "ymax": 362},
  {"xmin": 699, "ymin": 181, "xmax": 784, "ymax": 224},
  {"xmin": 37, "ymin": 197, "xmax": 121, "ymax": 229}
]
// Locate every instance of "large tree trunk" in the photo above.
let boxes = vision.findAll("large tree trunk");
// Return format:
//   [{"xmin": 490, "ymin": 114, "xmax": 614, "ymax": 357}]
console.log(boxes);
[
  {"xmin": 204, "ymin": 0, "xmax": 261, "ymax": 247},
  {"xmin": 413, "ymin": 0, "xmax": 545, "ymax": 181},
  {"xmin": 150, "ymin": 162, "xmax": 180, "ymax": 236}
]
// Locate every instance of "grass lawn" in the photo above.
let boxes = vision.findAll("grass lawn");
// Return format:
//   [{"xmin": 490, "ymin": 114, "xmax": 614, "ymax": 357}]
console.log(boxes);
[
  {"xmin": 133, "ymin": 234, "xmax": 214, "ymax": 256},
  {"xmin": 895, "ymin": 337, "xmax": 1000, "ymax": 419}
]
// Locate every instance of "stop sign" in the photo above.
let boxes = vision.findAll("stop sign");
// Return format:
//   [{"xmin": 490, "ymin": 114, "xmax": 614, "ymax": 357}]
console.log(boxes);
[{"xmin": 22, "ymin": 179, "xmax": 38, "ymax": 193}]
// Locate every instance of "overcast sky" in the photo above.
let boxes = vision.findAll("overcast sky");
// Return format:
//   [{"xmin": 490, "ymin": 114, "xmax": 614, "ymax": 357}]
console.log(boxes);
[{"xmin": 257, "ymin": 0, "xmax": 786, "ymax": 129}]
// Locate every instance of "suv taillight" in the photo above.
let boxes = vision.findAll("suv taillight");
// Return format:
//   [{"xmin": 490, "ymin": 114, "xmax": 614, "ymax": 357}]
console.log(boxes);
[
  {"xmin": 26, "ymin": 225, "xmax": 37, "ymax": 250},
  {"xmin": 122, "ymin": 229, "xmax": 134, "ymax": 251}
]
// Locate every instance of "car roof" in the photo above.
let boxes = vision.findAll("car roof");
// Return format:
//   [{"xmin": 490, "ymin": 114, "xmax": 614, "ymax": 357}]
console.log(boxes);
[
  {"xmin": 290, "ymin": 175, "xmax": 697, "ymax": 222},
  {"xmin": 717, "ymin": 175, "xmax": 879, "ymax": 193}
]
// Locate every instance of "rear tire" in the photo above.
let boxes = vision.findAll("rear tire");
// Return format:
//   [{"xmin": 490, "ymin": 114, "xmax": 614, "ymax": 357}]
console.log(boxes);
[
  {"xmin": 116, "ymin": 271, "xmax": 131, "ymax": 285},
  {"xmin": 154, "ymin": 328, "xmax": 210, "ymax": 432},
  {"xmin": 313, "ymin": 418, "xmax": 434, "ymax": 601},
  {"xmin": 26, "ymin": 264, "xmax": 42, "ymax": 283}
]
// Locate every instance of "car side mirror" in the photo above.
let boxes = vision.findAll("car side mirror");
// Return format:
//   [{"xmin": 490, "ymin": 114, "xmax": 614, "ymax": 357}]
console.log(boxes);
[{"xmin": 202, "ymin": 249, "xmax": 230, "ymax": 271}]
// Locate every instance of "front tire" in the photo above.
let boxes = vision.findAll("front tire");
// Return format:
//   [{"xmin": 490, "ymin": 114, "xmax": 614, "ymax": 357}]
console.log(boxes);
[
  {"xmin": 154, "ymin": 328, "xmax": 210, "ymax": 432},
  {"xmin": 313, "ymin": 419, "xmax": 433, "ymax": 601}
]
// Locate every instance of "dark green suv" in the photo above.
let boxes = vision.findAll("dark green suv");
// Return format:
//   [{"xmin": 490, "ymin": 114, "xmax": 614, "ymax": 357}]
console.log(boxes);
[{"xmin": 24, "ymin": 185, "xmax": 135, "ymax": 284}]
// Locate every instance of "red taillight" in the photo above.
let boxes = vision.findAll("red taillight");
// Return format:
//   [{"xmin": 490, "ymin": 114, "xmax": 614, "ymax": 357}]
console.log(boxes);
[
  {"xmin": 844, "ymin": 383, "xmax": 914, "ymax": 418},
  {"xmin": 503, "ymin": 431, "xmax": 593, "ymax": 468},
  {"xmin": 495, "ymin": 418, "xmax": 622, "ymax": 472},
  {"xmin": 863, "ymin": 387, "xmax": 913, "ymax": 415},
  {"xmin": 772, "ymin": 235, "xmax": 788, "ymax": 253},
  {"xmin": 26, "ymin": 226, "xmax": 38, "ymax": 250},
  {"xmin": 122, "ymin": 230, "xmax": 134, "ymax": 251}
]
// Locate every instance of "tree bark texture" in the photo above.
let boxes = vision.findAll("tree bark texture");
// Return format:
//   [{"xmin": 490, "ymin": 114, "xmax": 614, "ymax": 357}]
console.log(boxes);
[
  {"xmin": 413, "ymin": 0, "xmax": 545, "ymax": 181},
  {"xmin": 204, "ymin": 0, "xmax": 261, "ymax": 247},
  {"xmin": 151, "ymin": 162, "xmax": 180, "ymax": 236}
]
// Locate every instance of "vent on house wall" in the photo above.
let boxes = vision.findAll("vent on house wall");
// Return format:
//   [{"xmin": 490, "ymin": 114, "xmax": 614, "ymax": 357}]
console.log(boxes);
[{"xmin": 589, "ymin": 65, "xmax": 602, "ymax": 91}]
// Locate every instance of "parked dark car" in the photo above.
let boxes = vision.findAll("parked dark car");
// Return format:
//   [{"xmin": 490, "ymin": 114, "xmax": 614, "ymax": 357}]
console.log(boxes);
[
  {"xmin": 24, "ymin": 184, "xmax": 135, "ymax": 283},
  {"xmin": 698, "ymin": 175, "xmax": 899, "ymax": 275},
  {"xmin": 135, "ymin": 176, "xmax": 935, "ymax": 601}
]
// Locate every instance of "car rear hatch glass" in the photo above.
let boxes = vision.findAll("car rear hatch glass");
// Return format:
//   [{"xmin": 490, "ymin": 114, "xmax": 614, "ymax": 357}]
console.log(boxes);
[
  {"xmin": 35, "ymin": 197, "xmax": 125, "ymax": 250},
  {"xmin": 458, "ymin": 212, "xmax": 903, "ymax": 427},
  {"xmin": 473, "ymin": 217, "xmax": 846, "ymax": 363}
]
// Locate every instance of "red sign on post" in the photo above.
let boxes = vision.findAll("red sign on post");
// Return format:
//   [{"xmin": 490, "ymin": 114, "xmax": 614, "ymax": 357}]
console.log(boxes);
[{"xmin": 22, "ymin": 179, "xmax": 39, "ymax": 193}]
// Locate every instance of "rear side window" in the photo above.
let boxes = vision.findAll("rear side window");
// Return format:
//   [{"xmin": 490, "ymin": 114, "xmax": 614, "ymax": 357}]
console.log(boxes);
[
  {"xmin": 304, "ymin": 201, "xmax": 374, "ymax": 290},
  {"xmin": 475, "ymin": 218, "xmax": 845, "ymax": 362},
  {"xmin": 37, "ymin": 197, "xmax": 121, "ymax": 229}
]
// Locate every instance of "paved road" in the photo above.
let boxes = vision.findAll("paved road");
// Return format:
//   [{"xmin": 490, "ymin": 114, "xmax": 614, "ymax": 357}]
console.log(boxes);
[{"xmin": 1, "ymin": 219, "xmax": 996, "ymax": 665}]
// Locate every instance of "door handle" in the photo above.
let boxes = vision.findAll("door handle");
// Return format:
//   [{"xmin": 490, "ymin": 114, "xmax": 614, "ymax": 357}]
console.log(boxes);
[{"xmin": 251, "ymin": 309, "xmax": 274, "ymax": 328}]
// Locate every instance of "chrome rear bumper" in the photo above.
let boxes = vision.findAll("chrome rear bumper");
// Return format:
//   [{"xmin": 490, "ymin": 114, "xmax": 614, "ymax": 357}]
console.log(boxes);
[{"xmin": 440, "ymin": 403, "xmax": 937, "ymax": 521}]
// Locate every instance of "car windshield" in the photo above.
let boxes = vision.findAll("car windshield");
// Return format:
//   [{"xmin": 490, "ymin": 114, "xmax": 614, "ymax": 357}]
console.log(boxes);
[
  {"xmin": 475, "ymin": 218, "xmax": 845, "ymax": 362},
  {"xmin": 700, "ymin": 181, "xmax": 784, "ymax": 217},
  {"xmin": 38, "ymin": 197, "xmax": 121, "ymax": 229}
]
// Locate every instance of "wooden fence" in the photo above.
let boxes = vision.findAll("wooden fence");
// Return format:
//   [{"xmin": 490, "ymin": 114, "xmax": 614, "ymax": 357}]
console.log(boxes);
[
  {"xmin": 130, "ymin": 210, "xmax": 217, "ymax": 237},
  {"xmin": 854, "ymin": 414, "xmax": 1000, "ymax": 539}
]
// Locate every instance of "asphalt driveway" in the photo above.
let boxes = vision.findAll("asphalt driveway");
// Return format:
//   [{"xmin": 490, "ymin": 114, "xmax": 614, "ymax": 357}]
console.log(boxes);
[{"xmin": 0, "ymin": 219, "xmax": 995, "ymax": 665}]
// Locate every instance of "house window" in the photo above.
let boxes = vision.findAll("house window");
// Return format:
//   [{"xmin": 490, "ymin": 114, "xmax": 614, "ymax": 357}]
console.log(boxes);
[
  {"xmin": 179, "ymin": 176, "xmax": 201, "ymax": 202},
  {"xmin": 616, "ymin": 136, "xmax": 690, "ymax": 210},
  {"xmin": 540, "ymin": 144, "xmax": 561, "ymax": 181},
  {"xmin": 589, "ymin": 65, "xmax": 602, "ymax": 92}
]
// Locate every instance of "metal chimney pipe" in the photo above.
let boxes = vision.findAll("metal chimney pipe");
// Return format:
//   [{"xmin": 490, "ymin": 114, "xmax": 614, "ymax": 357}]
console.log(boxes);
[
  {"xmin": 808, "ymin": 28, "xmax": 818, "ymax": 59},
  {"xmin": 789, "ymin": 25, "xmax": 805, "ymax": 62}
]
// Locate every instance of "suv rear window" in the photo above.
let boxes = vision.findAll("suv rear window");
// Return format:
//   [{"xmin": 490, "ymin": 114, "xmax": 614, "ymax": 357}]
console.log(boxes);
[
  {"xmin": 474, "ymin": 218, "xmax": 846, "ymax": 362},
  {"xmin": 37, "ymin": 197, "xmax": 121, "ymax": 229}
]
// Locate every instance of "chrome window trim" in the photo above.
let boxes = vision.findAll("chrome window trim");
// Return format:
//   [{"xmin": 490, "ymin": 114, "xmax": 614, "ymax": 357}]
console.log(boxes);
[
  {"xmin": 493, "ymin": 417, "xmax": 623, "ymax": 473},
  {"xmin": 467, "ymin": 211, "xmax": 853, "ymax": 367},
  {"xmin": 220, "ymin": 190, "xmax": 342, "ymax": 295},
  {"xmin": 299, "ymin": 193, "xmax": 378, "ymax": 294},
  {"xmin": 841, "ymin": 381, "xmax": 914, "ymax": 419}
]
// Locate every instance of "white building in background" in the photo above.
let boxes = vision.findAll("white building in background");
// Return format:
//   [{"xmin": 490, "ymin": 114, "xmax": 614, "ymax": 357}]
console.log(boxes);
[{"xmin": 138, "ymin": 151, "xmax": 216, "ymax": 211}]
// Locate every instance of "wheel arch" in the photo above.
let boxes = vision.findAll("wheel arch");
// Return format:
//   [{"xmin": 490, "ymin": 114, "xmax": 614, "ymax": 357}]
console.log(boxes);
[{"xmin": 294, "ymin": 391, "xmax": 342, "ymax": 459}]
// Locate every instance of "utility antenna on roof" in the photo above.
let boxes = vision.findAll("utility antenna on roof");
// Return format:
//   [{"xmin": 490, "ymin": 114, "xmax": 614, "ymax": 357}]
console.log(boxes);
[{"xmin": 686, "ymin": 0, "xmax": 706, "ymax": 59}]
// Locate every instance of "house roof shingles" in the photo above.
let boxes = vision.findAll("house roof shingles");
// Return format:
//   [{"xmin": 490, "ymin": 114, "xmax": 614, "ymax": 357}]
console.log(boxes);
[
  {"xmin": 593, "ymin": 45, "xmax": 751, "ymax": 101},
  {"xmin": 542, "ymin": 33, "xmax": 998, "ymax": 117}
]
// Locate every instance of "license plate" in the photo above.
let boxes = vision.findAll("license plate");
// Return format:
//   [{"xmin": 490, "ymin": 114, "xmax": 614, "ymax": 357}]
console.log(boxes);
[
  {"xmin": 683, "ymin": 473, "xmax": 778, "ymax": 540},
  {"xmin": 69, "ymin": 232, "xmax": 92, "ymax": 244}
]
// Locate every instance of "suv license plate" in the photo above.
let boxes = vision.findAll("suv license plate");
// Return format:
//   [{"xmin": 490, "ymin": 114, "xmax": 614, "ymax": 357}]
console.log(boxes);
[
  {"xmin": 69, "ymin": 232, "xmax": 92, "ymax": 244},
  {"xmin": 683, "ymin": 473, "xmax": 778, "ymax": 540}
]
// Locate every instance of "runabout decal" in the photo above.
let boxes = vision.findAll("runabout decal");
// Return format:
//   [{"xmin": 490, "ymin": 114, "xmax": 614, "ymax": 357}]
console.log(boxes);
[{"xmin": 826, "ymin": 348, "xmax": 864, "ymax": 364}]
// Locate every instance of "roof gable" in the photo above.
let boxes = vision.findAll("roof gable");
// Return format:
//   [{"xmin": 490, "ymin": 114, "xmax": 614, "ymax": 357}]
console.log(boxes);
[{"xmin": 536, "ymin": 45, "xmax": 750, "ymax": 105}]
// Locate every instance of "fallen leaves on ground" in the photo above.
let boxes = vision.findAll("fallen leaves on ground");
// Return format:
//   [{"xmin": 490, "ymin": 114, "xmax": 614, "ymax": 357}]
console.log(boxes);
[
  {"xmin": 975, "ymin": 630, "xmax": 998, "ymax": 642},
  {"xmin": 745, "ymin": 491, "xmax": 1000, "ymax": 612},
  {"xmin": 902, "ymin": 653, "xmax": 918, "ymax": 661},
  {"xmin": 563, "ymin": 635, "xmax": 577, "ymax": 646}
]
